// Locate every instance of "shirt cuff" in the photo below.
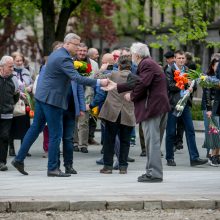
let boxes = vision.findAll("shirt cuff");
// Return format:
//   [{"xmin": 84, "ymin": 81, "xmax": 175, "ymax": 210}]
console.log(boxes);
[{"xmin": 96, "ymin": 79, "xmax": 100, "ymax": 87}]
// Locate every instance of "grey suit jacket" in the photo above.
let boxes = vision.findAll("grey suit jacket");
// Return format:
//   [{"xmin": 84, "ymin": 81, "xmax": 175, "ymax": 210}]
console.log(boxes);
[
  {"xmin": 35, "ymin": 48, "xmax": 97, "ymax": 110},
  {"xmin": 99, "ymin": 70, "xmax": 135, "ymax": 127}
]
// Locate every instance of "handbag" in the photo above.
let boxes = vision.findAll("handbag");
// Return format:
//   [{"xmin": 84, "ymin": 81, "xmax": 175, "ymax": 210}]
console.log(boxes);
[{"xmin": 13, "ymin": 99, "xmax": 26, "ymax": 117}]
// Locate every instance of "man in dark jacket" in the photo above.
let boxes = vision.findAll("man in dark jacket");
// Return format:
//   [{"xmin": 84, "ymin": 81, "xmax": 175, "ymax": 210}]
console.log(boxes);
[
  {"xmin": 165, "ymin": 50, "xmax": 207, "ymax": 167},
  {"xmin": 103, "ymin": 42, "xmax": 170, "ymax": 182},
  {"xmin": 0, "ymin": 56, "xmax": 19, "ymax": 171}
]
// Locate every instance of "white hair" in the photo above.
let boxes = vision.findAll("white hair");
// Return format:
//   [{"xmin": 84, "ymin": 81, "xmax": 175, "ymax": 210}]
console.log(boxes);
[
  {"xmin": 64, "ymin": 33, "xmax": 81, "ymax": 43},
  {"xmin": 88, "ymin": 48, "xmax": 98, "ymax": 56},
  {"xmin": 130, "ymin": 42, "xmax": 150, "ymax": 58},
  {"xmin": 0, "ymin": 55, "xmax": 13, "ymax": 66}
]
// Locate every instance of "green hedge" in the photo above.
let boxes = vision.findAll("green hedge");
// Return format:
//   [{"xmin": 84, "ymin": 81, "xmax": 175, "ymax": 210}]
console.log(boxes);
[{"xmin": 191, "ymin": 103, "xmax": 203, "ymax": 121}]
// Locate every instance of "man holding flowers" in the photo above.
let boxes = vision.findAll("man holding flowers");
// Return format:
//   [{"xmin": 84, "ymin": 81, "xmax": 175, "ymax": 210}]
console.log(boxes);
[{"xmin": 165, "ymin": 50, "xmax": 207, "ymax": 167}]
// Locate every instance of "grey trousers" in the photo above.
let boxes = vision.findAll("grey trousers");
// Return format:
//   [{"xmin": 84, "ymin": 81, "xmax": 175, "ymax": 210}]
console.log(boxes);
[
  {"xmin": 141, "ymin": 113, "xmax": 167, "ymax": 179},
  {"xmin": 74, "ymin": 112, "xmax": 89, "ymax": 148}
]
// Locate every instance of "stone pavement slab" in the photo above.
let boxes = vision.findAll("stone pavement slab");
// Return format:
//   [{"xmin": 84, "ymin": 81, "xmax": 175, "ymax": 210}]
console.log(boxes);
[{"xmin": 0, "ymin": 130, "xmax": 220, "ymax": 211}]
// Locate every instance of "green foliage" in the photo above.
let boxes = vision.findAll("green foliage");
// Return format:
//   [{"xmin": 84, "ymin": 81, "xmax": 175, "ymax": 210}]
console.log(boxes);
[
  {"xmin": 0, "ymin": 0, "xmax": 39, "ymax": 24},
  {"xmin": 191, "ymin": 103, "xmax": 203, "ymax": 121},
  {"xmin": 150, "ymin": 0, "xmax": 220, "ymax": 49}
]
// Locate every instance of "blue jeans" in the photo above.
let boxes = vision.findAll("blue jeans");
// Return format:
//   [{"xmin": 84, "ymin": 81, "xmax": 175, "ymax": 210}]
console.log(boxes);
[
  {"xmin": 166, "ymin": 105, "xmax": 199, "ymax": 161},
  {"xmin": 15, "ymin": 100, "xmax": 63, "ymax": 171},
  {"xmin": 61, "ymin": 110, "xmax": 75, "ymax": 167}
]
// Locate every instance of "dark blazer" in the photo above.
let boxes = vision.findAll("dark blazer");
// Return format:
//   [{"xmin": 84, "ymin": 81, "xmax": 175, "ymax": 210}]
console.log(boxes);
[
  {"xmin": 117, "ymin": 57, "xmax": 170, "ymax": 123},
  {"xmin": 35, "ymin": 47, "xmax": 97, "ymax": 110}
]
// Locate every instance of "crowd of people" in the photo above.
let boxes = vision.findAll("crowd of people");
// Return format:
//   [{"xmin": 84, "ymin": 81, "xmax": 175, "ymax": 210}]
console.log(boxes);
[{"xmin": 0, "ymin": 32, "xmax": 220, "ymax": 183}]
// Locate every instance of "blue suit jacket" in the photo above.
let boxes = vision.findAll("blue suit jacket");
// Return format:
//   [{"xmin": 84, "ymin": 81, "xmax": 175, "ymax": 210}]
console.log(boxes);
[
  {"xmin": 35, "ymin": 47, "xmax": 97, "ymax": 110},
  {"xmin": 71, "ymin": 81, "xmax": 86, "ymax": 116}
]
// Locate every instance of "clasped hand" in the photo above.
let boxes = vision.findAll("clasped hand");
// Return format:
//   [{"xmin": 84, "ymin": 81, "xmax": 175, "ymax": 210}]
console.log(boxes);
[{"xmin": 100, "ymin": 79, "xmax": 117, "ymax": 91}]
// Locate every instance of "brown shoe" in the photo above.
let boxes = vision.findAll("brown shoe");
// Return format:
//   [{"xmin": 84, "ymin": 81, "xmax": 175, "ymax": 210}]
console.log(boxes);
[
  {"xmin": 88, "ymin": 138, "xmax": 100, "ymax": 145},
  {"xmin": 100, "ymin": 167, "xmax": 112, "ymax": 174},
  {"xmin": 119, "ymin": 170, "xmax": 127, "ymax": 174},
  {"xmin": 119, "ymin": 167, "xmax": 127, "ymax": 174}
]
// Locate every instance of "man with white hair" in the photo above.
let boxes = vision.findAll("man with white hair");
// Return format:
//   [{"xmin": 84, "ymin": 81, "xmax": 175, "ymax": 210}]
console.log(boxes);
[
  {"xmin": 0, "ymin": 56, "xmax": 19, "ymax": 171},
  {"xmin": 11, "ymin": 33, "xmax": 109, "ymax": 177},
  {"xmin": 102, "ymin": 42, "xmax": 170, "ymax": 182},
  {"xmin": 88, "ymin": 48, "xmax": 99, "ymax": 62}
]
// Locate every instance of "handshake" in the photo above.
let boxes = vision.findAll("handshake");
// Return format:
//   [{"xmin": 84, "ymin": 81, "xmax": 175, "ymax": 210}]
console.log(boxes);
[
  {"xmin": 99, "ymin": 78, "xmax": 131, "ymax": 102},
  {"xmin": 99, "ymin": 78, "xmax": 117, "ymax": 91}
]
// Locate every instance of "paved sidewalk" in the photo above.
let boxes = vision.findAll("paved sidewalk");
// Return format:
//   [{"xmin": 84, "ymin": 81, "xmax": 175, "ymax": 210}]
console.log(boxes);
[{"xmin": 0, "ymin": 129, "xmax": 220, "ymax": 211}]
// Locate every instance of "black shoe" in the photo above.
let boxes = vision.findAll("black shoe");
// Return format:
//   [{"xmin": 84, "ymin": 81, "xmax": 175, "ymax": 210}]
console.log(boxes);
[
  {"xmin": 140, "ymin": 151, "xmax": 146, "ymax": 157},
  {"xmin": 176, "ymin": 143, "xmax": 183, "ymax": 150},
  {"xmin": 65, "ymin": 165, "xmax": 77, "ymax": 174},
  {"xmin": 167, "ymin": 159, "xmax": 176, "ymax": 166},
  {"xmin": 47, "ymin": 169, "xmax": 71, "ymax": 177},
  {"xmin": 96, "ymin": 158, "xmax": 104, "ymax": 165},
  {"xmin": 9, "ymin": 148, "xmax": 16, "ymax": 156},
  {"xmin": 26, "ymin": 152, "xmax": 31, "ymax": 157},
  {"xmin": 127, "ymin": 156, "xmax": 135, "ymax": 162},
  {"xmin": 81, "ymin": 147, "xmax": 88, "ymax": 153},
  {"xmin": 74, "ymin": 146, "xmax": 79, "ymax": 152},
  {"xmin": 138, "ymin": 174, "xmax": 163, "ymax": 183},
  {"xmin": 11, "ymin": 159, "xmax": 28, "ymax": 175},
  {"xmin": 0, "ymin": 163, "xmax": 8, "ymax": 171},
  {"xmin": 190, "ymin": 158, "xmax": 208, "ymax": 166}
]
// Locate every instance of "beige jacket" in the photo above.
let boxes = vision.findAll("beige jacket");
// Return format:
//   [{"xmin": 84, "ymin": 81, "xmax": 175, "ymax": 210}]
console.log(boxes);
[{"xmin": 99, "ymin": 70, "xmax": 135, "ymax": 127}]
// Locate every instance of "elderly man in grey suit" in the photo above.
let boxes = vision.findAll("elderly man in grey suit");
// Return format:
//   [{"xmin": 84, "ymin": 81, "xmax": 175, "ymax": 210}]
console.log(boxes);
[{"xmin": 12, "ymin": 33, "xmax": 108, "ymax": 177}]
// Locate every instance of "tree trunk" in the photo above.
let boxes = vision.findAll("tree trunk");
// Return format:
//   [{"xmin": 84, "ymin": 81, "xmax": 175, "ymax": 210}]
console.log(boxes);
[
  {"xmin": 55, "ymin": 0, "xmax": 81, "ymax": 41},
  {"xmin": 41, "ymin": 0, "xmax": 55, "ymax": 55}
]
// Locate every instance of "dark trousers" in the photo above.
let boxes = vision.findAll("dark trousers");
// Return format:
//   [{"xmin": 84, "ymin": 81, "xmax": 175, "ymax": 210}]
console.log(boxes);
[
  {"xmin": 103, "ymin": 116, "xmax": 133, "ymax": 168},
  {"xmin": 139, "ymin": 123, "xmax": 145, "ymax": 152},
  {"xmin": 0, "ymin": 119, "xmax": 12, "ymax": 164},
  {"xmin": 88, "ymin": 116, "xmax": 97, "ymax": 140},
  {"xmin": 174, "ymin": 117, "xmax": 184, "ymax": 147},
  {"xmin": 166, "ymin": 105, "xmax": 199, "ymax": 161},
  {"xmin": 61, "ymin": 110, "xmax": 75, "ymax": 167}
]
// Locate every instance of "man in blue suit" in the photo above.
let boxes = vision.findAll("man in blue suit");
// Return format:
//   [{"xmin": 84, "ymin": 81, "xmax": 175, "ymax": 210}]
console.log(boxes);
[{"xmin": 12, "ymin": 33, "xmax": 108, "ymax": 177}]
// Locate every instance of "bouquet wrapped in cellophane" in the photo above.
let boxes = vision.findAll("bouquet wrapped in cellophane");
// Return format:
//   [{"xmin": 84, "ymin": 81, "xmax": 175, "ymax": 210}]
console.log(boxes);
[
  {"xmin": 173, "ymin": 80, "xmax": 195, "ymax": 117},
  {"xmin": 187, "ymin": 69, "xmax": 220, "ymax": 88}
]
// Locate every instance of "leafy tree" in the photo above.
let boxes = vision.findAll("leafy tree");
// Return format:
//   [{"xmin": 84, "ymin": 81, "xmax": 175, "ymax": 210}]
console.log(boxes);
[
  {"xmin": 70, "ymin": 0, "xmax": 117, "ymax": 50},
  {"xmin": 29, "ymin": 0, "xmax": 117, "ymax": 55},
  {"xmin": 0, "ymin": 0, "xmax": 39, "ymax": 57},
  {"xmin": 113, "ymin": 0, "xmax": 220, "ymax": 51}
]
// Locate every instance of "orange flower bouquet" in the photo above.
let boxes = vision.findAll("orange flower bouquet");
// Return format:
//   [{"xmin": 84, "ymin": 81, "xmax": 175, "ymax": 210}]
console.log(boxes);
[{"xmin": 174, "ymin": 70, "xmax": 188, "ymax": 90}]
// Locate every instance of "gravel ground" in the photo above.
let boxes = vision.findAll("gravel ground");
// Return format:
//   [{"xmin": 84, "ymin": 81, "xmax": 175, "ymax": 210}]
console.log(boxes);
[{"xmin": 0, "ymin": 209, "xmax": 220, "ymax": 220}]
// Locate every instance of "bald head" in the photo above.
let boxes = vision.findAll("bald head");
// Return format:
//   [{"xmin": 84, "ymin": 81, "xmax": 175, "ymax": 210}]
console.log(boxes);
[{"xmin": 101, "ymin": 53, "xmax": 115, "ymax": 65}]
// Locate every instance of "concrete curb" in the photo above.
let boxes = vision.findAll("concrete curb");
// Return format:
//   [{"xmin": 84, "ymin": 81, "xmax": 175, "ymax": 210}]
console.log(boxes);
[{"xmin": 0, "ymin": 200, "xmax": 219, "ymax": 212}]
